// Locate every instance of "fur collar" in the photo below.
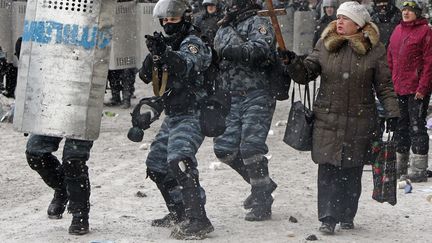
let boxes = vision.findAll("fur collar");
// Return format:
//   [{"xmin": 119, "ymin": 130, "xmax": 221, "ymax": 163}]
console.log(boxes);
[{"xmin": 321, "ymin": 21, "xmax": 380, "ymax": 55}]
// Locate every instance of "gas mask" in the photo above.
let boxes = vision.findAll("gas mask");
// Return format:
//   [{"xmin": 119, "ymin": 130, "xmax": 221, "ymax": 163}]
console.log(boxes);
[
  {"xmin": 127, "ymin": 97, "xmax": 164, "ymax": 142},
  {"xmin": 162, "ymin": 21, "xmax": 185, "ymax": 36}
]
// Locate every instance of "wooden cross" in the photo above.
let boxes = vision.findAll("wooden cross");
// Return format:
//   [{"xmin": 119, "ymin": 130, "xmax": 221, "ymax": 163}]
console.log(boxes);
[{"xmin": 257, "ymin": 0, "xmax": 288, "ymax": 51}]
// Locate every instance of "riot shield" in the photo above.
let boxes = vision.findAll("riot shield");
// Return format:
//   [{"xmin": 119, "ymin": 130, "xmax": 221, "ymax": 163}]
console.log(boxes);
[
  {"xmin": 13, "ymin": 0, "xmax": 116, "ymax": 140},
  {"xmin": 136, "ymin": 0, "xmax": 163, "ymax": 64},
  {"xmin": 109, "ymin": 0, "xmax": 138, "ymax": 70},
  {"xmin": 278, "ymin": 6, "xmax": 294, "ymax": 51},
  {"xmin": 0, "ymin": 0, "xmax": 13, "ymax": 63},
  {"xmin": 11, "ymin": 0, "xmax": 27, "ymax": 66},
  {"xmin": 293, "ymin": 10, "xmax": 315, "ymax": 56}
]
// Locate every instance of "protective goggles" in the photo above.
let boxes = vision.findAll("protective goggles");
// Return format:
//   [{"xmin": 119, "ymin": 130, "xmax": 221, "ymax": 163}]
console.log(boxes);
[{"xmin": 401, "ymin": 1, "xmax": 418, "ymax": 8}]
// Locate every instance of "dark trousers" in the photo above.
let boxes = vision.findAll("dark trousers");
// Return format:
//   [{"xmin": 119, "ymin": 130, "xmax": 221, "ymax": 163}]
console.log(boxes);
[
  {"xmin": 0, "ymin": 64, "xmax": 17, "ymax": 98},
  {"xmin": 26, "ymin": 135, "xmax": 94, "ymax": 213},
  {"xmin": 318, "ymin": 164, "xmax": 363, "ymax": 223},
  {"xmin": 107, "ymin": 68, "xmax": 136, "ymax": 97},
  {"xmin": 395, "ymin": 94, "xmax": 430, "ymax": 155}
]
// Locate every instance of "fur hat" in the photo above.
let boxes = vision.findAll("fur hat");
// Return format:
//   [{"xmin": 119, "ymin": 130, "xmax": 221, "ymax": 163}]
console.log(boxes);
[{"xmin": 337, "ymin": 1, "xmax": 371, "ymax": 27}]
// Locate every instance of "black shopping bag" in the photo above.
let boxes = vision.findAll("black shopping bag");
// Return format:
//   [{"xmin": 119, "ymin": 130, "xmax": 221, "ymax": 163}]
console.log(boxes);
[
  {"xmin": 371, "ymin": 134, "xmax": 397, "ymax": 206},
  {"xmin": 283, "ymin": 84, "xmax": 314, "ymax": 151}
]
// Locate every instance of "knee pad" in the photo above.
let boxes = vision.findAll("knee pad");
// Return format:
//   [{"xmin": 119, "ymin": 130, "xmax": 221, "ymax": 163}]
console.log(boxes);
[
  {"xmin": 63, "ymin": 159, "xmax": 89, "ymax": 178},
  {"xmin": 26, "ymin": 152, "xmax": 60, "ymax": 171},
  {"xmin": 146, "ymin": 168, "xmax": 178, "ymax": 189},
  {"xmin": 169, "ymin": 159, "xmax": 199, "ymax": 185}
]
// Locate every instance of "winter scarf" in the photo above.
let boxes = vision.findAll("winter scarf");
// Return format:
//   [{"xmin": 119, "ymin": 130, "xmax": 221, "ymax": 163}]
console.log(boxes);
[{"xmin": 321, "ymin": 20, "xmax": 380, "ymax": 55}]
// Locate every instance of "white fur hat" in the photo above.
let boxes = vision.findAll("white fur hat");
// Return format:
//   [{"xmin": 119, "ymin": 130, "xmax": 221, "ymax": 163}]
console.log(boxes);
[{"xmin": 337, "ymin": 1, "xmax": 371, "ymax": 27}]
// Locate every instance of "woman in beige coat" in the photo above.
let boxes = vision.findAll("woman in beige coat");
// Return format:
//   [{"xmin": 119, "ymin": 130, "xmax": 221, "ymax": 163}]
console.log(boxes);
[{"xmin": 282, "ymin": 1, "xmax": 400, "ymax": 234}]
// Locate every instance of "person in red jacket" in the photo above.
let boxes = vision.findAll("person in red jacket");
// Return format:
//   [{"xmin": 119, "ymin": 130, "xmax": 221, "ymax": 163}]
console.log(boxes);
[{"xmin": 387, "ymin": 0, "xmax": 432, "ymax": 182}]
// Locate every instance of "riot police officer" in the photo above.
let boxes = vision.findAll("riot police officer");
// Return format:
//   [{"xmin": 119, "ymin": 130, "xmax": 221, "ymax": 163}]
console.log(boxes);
[
  {"xmin": 213, "ymin": 0, "xmax": 278, "ymax": 221},
  {"xmin": 371, "ymin": 0, "xmax": 402, "ymax": 47},
  {"xmin": 104, "ymin": 68, "xmax": 136, "ymax": 109},
  {"xmin": 313, "ymin": 0, "xmax": 337, "ymax": 46},
  {"xmin": 138, "ymin": 0, "xmax": 213, "ymax": 239},
  {"xmin": 193, "ymin": 0, "xmax": 224, "ymax": 45}
]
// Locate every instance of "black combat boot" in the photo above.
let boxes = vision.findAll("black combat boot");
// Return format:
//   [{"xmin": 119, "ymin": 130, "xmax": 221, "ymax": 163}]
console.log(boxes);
[
  {"xmin": 243, "ymin": 179, "xmax": 277, "ymax": 209},
  {"xmin": 147, "ymin": 169, "xmax": 185, "ymax": 227},
  {"xmin": 151, "ymin": 203, "xmax": 184, "ymax": 227},
  {"xmin": 63, "ymin": 159, "xmax": 91, "ymax": 235},
  {"xmin": 69, "ymin": 212, "xmax": 89, "ymax": 235},
  {"xmin": 169, "ymin": 160, "xmax": 213, "ymax": 240},
  {"xmin": 104, "ymin": 91, "xmax": 121, "ymax": 106},
  {"xmin": 243, "ymin": 157, "xmax": 274, "ymax": 221},
  {"xmin": 121, "ymin": 90, "xmax": 131, "ymax": 109},
  {"xmin": 26, "ymin": 152, "xmax": 68, "ymax": 219},
  {"xmin": 244, "ymin": 185, "xmax": 273, "ymax": 221},
  {"xmin": 47, "ymin": 189, "xmax": 68, "ymax": 219}
]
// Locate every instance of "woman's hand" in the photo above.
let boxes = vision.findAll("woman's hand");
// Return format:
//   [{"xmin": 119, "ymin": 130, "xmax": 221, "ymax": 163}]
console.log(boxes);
[{"xmin": 415, "ymin": 92, "xmax": 425, "ymax": 100}]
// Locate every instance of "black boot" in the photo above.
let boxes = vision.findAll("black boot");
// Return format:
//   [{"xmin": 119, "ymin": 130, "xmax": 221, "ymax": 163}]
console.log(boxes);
[
  {"xmin": 319, "ymin": 217, "xmax": 337, "ymax": 234},
  {"xmin": 121, "ymin": 90, "xmax": 131, "ymax": 109},
  {"xmin": 243, "ymin": 179, "xmax": 277, "ymax": 210},
  {"xmin": 172, "ymin": 216, "xmax": 214, "ymax": 240},
  {"xmin": 47, "ymin": 189, "xmax": 68, "ymax": 219},
  {"xmin": 147, "ymin": 169, "xmax": 185, "ymax": 227},
  {"xmin": 340, "ymin": 221, "xmax": 354, "ymax": 229},
  {"xmin": 63, "ymin": 159, "xmax": 91, "ymax": 235},
  {"xmin": 4, "ymin": 65, "xmax": 17, "ymax": 98},
  {"xmin": 26, "ymin": 153, "xmax": 68, "ymax": 219},
  {"xmin": 169, "ymin": 160, "xmax": 214, "ymax": 240},
  {"xmin": 69, "ymin": 212, "xmax": 89, "ymax": 235},
  {"xmin": 244, "ymin": 185, "xmax": 273, "ymax": 221},
  {"xmin": 104, "ymin": 92, "xmax": 121, "ymax": 106},
  {"xmin": 151, "ymin": 199, "xmax": 184, "ymax": 227},
  {"xmin": 243, "ymin": 157, "xmax": 274, "ymax": 221}
]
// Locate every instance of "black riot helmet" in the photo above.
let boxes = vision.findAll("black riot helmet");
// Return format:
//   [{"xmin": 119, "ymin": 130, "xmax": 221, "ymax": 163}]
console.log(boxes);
[
  {"xmin": 225, "ymin": 0, "xmax": 257, "ymax": 12},
  {"xmin": 153, "ymin": 0, "xmax": 193, "ymax": 36},
  {"xmin": 373, "ymin": 0, "xmax": 392, "ymax": 14}
]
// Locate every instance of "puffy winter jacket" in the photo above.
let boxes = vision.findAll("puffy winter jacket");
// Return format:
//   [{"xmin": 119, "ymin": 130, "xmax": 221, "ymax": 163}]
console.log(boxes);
[{"xmin": 387, "ymin": 18, "xmax": 432, "ymax": 96}]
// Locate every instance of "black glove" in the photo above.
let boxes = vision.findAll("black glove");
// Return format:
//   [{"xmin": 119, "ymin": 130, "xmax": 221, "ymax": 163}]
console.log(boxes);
[
  {"xmin": 138, "ymin": 54, "xmax": 153, "ymax": 84},
  {"xmin": 221, "ymin": 45, "xmax": 247, "ymax": 62},
  {"xmin": 386, "ymin": 117, "xmax": 398, "ymax": 132},
  {"xmin": 159, "ymin": 50, "xmax": 188, "ymax": 76},
  {"xmin": 277, "ymin": 48, "xmax": 296, "ymax": 64},
  {"xmin": 145, "ymin": 32, "xmax": 167, "ymax": 56}
]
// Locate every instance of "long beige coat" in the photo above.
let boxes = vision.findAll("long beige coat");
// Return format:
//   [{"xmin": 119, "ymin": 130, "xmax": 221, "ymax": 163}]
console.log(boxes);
[{"xmin": 287, "ymin": 21, "xmax": 400, "ymax": 167}]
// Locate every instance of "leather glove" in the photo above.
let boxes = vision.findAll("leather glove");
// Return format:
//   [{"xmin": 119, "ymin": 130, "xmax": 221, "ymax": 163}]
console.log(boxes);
[
  {"xmin": 385, "ymin": 117, "xmax": 398, "ymax": 132},
  {"xmin": 277, "ymin": 48, "xmax": 296, "ymax": 64},
  {"xmin": 145, "ymin": 32, "xmax": 167, "ymax": 56},
  {"xmin": 138, "ymin": 54, "xmax": 153, "ymax": 84}
]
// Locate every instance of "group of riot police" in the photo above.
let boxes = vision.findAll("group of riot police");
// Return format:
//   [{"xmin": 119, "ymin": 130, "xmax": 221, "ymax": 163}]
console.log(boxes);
[{"xmin": 134, "ymin": 0, "xmax": 284, "ymax": 239}]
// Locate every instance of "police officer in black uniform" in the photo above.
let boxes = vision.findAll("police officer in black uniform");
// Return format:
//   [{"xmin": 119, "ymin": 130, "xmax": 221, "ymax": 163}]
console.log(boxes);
[
  {"xmin": 138, "ymin": 0, "xmax": 214, "ymax": 239},
  {"xmin": 193, "ymin": 0, "xmax": 224, "ymax": 45}
]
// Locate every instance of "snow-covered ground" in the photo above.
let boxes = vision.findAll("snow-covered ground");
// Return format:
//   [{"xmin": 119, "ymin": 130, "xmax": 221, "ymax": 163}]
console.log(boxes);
[{"xmin": 1, "ymin": 80, "xmax": 432, "ymax": 243}]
